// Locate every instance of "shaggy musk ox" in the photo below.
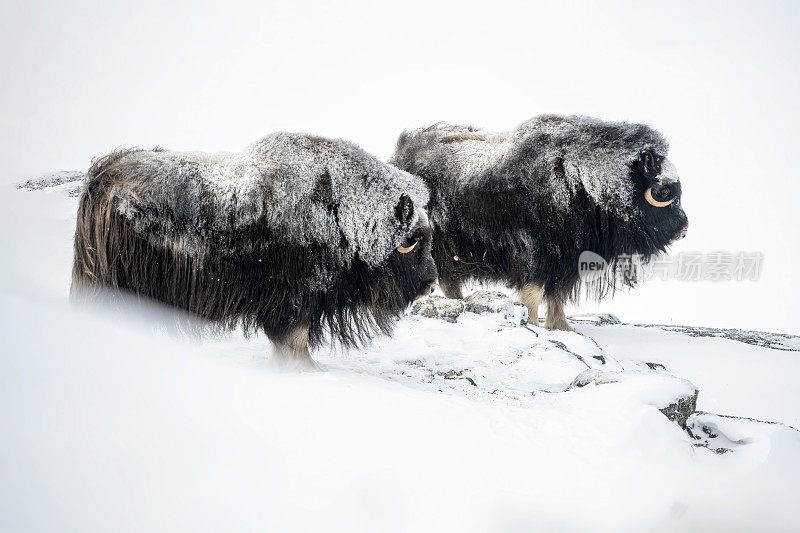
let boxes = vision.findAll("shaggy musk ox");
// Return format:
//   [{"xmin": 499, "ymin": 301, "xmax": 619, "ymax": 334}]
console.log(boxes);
[
  {"xmin": 72, "ymin": 133, "xmax": 438, "ymax": 369},
  {"xmin": 390, "ymin": 114, "xmax": 688, "ymax": 330}
]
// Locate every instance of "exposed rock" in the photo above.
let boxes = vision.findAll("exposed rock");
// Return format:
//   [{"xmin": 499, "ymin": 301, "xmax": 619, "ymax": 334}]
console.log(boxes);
[
  {"xmin": 463, "ymin": 290, "xmax": 528, "ymax": 324},
  {"xmin": 412, "ymin": 291, "xmax": 529, "ymax": 325},
  {"xmin": 438, "ymin": 369, "xmax": 477, "ymax": 387},
  {"xmin": 568, "ymin": 369, "xmax": 615, "ymax": 388},
  {"xmin": 17, "ymin": 171, "xmax": 85, "ymax": 191},
  {"xmin": 569, "ymin": 313, "xmax": 622, "ymax": 325},
  {"xmin": 410, "ymin": 295, "xmax": 465, "ymax": 323},
  {"xmin": 659, "ymin": 389, "xmax": 699, "ymax": 429},
  {"xmin": 686, "ymin": 412, "xmax": 800, "ymax": 455},
  {"xmin": 463, "ymin": 290, "xmax": 515, "ymax": 315},
  {"xmin": 634, "ymin": 324, "xmax": 800, "ymax": 352},
  {"xmin": 569, "ymin": 314, "xmax": 800, "ymax": 353},
  {"xmin": 569, "ymin": 369, "xmax": 699, "ymax": 429},
  {"xmin": 549, "ymin": 340, "xmax": 591, "ymax": 367}
]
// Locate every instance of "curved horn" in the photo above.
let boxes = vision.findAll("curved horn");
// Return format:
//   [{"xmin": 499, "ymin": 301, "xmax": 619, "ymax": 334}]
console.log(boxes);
[
  {"xmin": 644, "ymin": 187, "xmax": 676, "ymax": 208},
  {"xmin": 396, "ymin": 240, "xmax": 419, "ymax": 254}
]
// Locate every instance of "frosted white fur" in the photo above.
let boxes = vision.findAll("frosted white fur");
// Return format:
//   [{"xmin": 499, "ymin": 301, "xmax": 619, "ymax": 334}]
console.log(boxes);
[
  {"xmin": 102, "ymin": 133, "xmax": 430, "ymax": 268},
  {"xmin": 392, "ymin": 115, "xmax": 672, "ymax": 220}
]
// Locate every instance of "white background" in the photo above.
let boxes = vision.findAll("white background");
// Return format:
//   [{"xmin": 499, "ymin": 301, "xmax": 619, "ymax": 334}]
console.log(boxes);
[{"xmin": 1, "ymin": 0, "xmax": 798, "ymax": 333}]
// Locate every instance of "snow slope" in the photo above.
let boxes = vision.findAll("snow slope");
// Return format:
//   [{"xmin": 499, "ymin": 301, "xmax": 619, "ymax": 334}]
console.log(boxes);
[{"xmin": 1, "ymin": 180, "xmax": 799, "ymax": 532}]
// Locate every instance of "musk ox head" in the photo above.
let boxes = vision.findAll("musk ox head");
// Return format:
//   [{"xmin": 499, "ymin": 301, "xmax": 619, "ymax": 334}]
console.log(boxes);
[
  {"xmin": 384, "ymin": 194, "xmax": 439, "ymax": 299},
  {"xmin": 628, "ymin": 148, "xmax": 688, "ymax": 250},
  {"xmin": 509, "ymin": 114, "xmax": 688, "ymax": 256}
]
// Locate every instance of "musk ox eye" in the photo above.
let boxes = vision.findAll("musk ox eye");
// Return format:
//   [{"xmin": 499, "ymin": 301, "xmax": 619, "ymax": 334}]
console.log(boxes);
[{"xmin": 644, "ymin": 185, "xmax": 676, "ymax": 208}]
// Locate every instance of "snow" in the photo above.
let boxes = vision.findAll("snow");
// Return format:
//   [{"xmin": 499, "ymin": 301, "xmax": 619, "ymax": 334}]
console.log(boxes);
[
  {"xmin": 2, "ymin": 183, "xmax": 799, "ymax": 532},
  {"xmin": 581, "ymin": 322, "xmax": 800, "ymax": 428}
]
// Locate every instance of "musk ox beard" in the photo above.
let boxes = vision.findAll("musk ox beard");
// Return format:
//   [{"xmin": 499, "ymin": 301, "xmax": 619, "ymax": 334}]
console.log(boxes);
[
  {"xmin": 390, "ymin": 114, "xmax": 688, "ymax": 331},
  {"xmin": 72, "ymin": 132, "xmax": 438, "ymax": 369}
]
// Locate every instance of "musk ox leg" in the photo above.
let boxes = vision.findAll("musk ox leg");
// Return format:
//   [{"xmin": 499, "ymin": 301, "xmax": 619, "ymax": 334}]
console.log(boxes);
[
  {"xmin": 439, "ymin": 279, "xmax": 464, "ymax": 300},
  {"xmin": 520, "ymin": 283, "xmax": 544, "ymax": 326},
  {"xmin": 545, "ymin": 294, "xmax": 572, "ymax": 331},
  {"xmin": 268, "ymin": 326, "xmax": 321, "ymax": 372}
]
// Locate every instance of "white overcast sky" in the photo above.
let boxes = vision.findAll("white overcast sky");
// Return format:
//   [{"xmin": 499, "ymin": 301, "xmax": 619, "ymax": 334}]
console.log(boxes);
[{"xmin": 1, "ymin": 0, "xmax": 798, "ymax": 332}]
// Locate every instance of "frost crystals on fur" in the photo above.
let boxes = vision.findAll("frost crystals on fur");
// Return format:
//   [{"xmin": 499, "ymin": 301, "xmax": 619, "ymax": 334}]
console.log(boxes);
[{"xmin": 71, "ymin": 132, "xmax": 439, "ymax": 359}]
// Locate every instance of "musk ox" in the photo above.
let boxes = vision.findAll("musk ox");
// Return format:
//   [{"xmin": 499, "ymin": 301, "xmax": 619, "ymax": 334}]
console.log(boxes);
[
  {"xmin": 72, "ymin": 132, "xmax": 438, "ymax": 369},
  {"xmin": 390, "ymin": 114, "xmax": 688, "ymax": 330}
]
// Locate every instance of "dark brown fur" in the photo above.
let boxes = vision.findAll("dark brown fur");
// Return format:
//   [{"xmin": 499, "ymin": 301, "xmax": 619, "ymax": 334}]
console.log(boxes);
[{"xmin": 72, "ymin": 146, "xmax": 437, "ymax": 365}]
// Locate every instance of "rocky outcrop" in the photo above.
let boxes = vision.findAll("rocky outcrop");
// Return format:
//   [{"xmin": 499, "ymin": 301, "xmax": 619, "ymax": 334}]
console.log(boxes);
[
  {"xmin": 17, "ymin": 171, "xmax": 84, "ymax": 197},
  {"xmin": 410, "ymin": 295, "xmax": 465, "ymax": 323},
  {"xmin": 463, "ymin": 291, "xmax": 516, "ymax": 318},
  {"xmin": 569, "ymin": 369, "xmax": 699, "ymax": 429},
  {"xmin": 686, "ymin": 411, "xmax": 800, "ymax": 454},
  {"xmin": 660, "ymin": 389, "xmax": 699, "ymax": 429},
  {"xmin": 411, "ymin": 290, "xmax": 527, "ymax": 324}
]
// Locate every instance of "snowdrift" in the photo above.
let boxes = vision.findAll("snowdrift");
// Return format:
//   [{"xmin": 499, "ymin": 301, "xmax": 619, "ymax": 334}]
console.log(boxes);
[{"xmin": 2, "ymin": 175, "xmax": 799, "ymax": 532}]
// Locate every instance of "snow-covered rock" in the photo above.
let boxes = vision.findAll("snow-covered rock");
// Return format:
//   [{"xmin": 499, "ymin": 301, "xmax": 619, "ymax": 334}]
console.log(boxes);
[
  {"xmin": 687, "ymin": 411, "xmax": 800, "ymax": 456},
  {"xmin": 411, "ymin": 290, "xmax": 528, "ymax": 325},
  {"xmin": 570, "ymin": 369, "xmax": 699, "ymax": 428},
  {"xmin": 410, "ymin": 295, "xmax": 465, "ymax": 322},
  {"xmin": 569, "ymin": 312, "xmax": 622, "ymax": 325},
  {"xmin": 462, "ymin": 290, "xmax": 519, "ymax": 320},
  {"xmin": 16, "ymin": 171, "xmax": 84, "ymax": 196}
]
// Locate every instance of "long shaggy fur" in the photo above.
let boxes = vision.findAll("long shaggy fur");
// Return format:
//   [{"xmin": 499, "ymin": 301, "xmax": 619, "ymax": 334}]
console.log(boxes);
[
  {"xmin": 390, "ymin": 114, "xmax": 689, "ymax": 307},
  {"xmin": 72, "ymin": 133, "xmax": 437, "ymax": 350}
]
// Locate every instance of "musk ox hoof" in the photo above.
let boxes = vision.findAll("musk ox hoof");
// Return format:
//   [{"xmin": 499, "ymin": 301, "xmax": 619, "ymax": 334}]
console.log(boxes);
[
  {"xmin": 546, "ymin": 320, "xmax": 573, "ymax": 332},
  {"xmin": 267, "ymin": 351, "xmax": 323, "ymax": 373},
  {"xmin": 269, "ymin": 359, "xmax": 323, "ymax": 373},
  {"xmin": 411, "ymin": 295, "xmax": 465, "ymax": 323}
]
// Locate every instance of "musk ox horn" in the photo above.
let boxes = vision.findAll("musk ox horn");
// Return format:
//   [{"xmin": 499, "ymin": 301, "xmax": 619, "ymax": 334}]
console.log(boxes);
[
  {"xmin": 644, "ymin": 187, "xmax": 676, "ymax": 208},
  {"xmin": 396, "ymin": 240, "xmax": 419, "ymax": 254}
]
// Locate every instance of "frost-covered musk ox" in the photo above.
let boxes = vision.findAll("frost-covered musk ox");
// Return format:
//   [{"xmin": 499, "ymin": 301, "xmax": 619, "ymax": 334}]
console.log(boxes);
[
  {"xmin": 72, "ymin": 133, "xmax": 438, "ymax": 368},
  {"xmin": 390, "ymin": 115, "xmax": 688, "ymax": 330}
]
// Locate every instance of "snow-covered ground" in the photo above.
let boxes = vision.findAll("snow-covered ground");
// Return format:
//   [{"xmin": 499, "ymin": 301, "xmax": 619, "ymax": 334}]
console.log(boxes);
[{"xmin": 1, "ymin": 177, "xmax": 798, "ymax": 532}]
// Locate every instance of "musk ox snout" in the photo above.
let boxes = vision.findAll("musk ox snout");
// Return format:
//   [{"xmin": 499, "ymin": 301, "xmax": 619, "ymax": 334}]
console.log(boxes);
[
  {"xmin": 671, "ymin": 220, "xmax": 689, "ymax": 243},
  {"xmin": 679, "ymin": 221, "xmax": 689, "ymax": 239}
]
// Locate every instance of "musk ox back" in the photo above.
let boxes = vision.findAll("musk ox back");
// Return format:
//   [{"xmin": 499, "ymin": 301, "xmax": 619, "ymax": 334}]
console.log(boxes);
[
  {"xmin": 72, "ymin": 132, "xmax": 438, "ymax": 369},
  {"xmin": 390, "ymin": 114, "xmax": 688, "ymax": 331}
]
